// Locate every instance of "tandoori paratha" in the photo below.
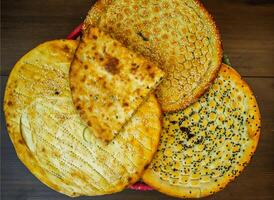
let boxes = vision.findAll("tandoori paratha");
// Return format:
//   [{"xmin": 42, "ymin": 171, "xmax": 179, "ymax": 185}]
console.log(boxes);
[{"xmin": 70, "ymin": 26, "xmax": 164, "ymax": 142}]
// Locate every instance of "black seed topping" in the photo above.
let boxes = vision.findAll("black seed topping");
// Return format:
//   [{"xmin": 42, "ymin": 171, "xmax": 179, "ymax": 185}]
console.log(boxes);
[{"xmin": 137, "ymin": 31, "xmax": 149, "ymax": 41}]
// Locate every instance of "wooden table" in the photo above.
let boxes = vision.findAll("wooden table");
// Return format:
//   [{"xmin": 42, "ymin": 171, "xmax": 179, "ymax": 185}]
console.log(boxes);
[{"xmin": 1, "ymin": 0, "xmax": 274, "ymax": 199}]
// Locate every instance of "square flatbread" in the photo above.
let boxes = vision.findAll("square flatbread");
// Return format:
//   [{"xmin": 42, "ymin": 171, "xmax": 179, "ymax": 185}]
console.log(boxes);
[{"xmin": 69, "ymin": 26, "xmax": 164, "ymax": 142}]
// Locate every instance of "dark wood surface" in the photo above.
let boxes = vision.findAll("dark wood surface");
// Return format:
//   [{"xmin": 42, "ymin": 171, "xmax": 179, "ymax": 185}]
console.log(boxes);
[{"xmin": 1, "ymin": 0, "xmax": 274, "ymax": 199}]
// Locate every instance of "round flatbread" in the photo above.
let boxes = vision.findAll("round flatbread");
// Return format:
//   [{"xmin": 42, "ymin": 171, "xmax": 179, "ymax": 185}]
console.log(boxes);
[
  {"xmin": 84, "ymin": 0, "xmax": 222, "ymax": 112},
  {"xmin": 4, "ymin": 40, "xmax": 162, "ymax": 197},
  {"xmin": 142, "ymin": 64, "xmax": 261, "ymax": 198}
]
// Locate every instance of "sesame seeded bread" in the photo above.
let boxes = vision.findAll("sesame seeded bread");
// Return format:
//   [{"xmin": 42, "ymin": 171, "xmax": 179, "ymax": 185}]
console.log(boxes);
[
  {"xmin": 4, "ymin": 40, "xmax": 162, "ymax": 197},
  {"xmin": 69, "ymin": 26, "xmax": 164, "ymax": 143},
  {"xmin": 84, "ymin": 0, "xmax": 222, "ymax": 112},
  {"xmin": 142, "ymin": 64, "xmax": 261, "ymax": 198}
]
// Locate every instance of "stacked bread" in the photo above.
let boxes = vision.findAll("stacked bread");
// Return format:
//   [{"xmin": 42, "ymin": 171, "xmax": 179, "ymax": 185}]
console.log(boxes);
[{"xmin": 4, "ymin": 0, "xmax": 260, "ymax": 198}]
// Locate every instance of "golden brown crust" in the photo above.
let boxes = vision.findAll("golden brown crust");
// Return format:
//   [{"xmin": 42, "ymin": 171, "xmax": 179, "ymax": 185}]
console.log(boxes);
[
  {"xmin": 139, "ymin": 95, "xmax": 163, "ymax": 179},
  {"xmin": 83, "ymin": 0, "xmax": 111, "ymax": 30},
  {"xmin": 220, "ymin": 65, "xmax": 261, "ymax": 139},
  {"xmin": 4, "ymin": 40, "xmax": 79, "ymax": 197},
  {"xmin": 84, "ymin": 0, "xmax": 222, "ymax": 112},
  {"xmin": 4, "ymin": 40, "xmax": 162, "ymax": 197},
  {"xmin": 153, "ymin": 0, "xmax": 223, "ymax": 113},
  {"xmin": 69, "ymin": 26, "xmax": 164, "ymax": 143},
  {"xmin": 142, "ymin": 64, "xmax": 261, "ymax": 198}
]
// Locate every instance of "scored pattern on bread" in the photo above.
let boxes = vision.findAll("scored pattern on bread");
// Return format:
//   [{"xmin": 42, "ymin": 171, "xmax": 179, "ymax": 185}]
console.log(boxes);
[
  {"xmin": 84, "ymin": 0, "xmax": 222, "ymax": 112},
  {"xmin": 142, "ymin": 64, "xmax": 261, "ymax": 198},
  {"xmin": 69, "ymin": 26, "xmax": 164, "ymax": 142},
  {"xmin": 4, "ymin": 40, "xmax": 162, "ymax": 197}
]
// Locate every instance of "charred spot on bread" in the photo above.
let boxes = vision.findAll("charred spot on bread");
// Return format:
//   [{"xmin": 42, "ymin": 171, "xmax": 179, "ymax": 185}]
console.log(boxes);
[{"xmin": 104, "ymin": 57, "xmax": 120, "ymax": 74}]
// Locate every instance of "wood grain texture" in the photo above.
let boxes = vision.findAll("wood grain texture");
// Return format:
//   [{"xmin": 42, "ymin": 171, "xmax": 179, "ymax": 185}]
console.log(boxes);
[
  {"xmin": 201, "ymin": 0, "xmax": 274, "ymax": 77},
  {"xmin": 1, "ymin": 0, "xmax": 94, "ymax": 76},
  {"xmin": 1, "ymin": 0, "xmax": 274, "ymax": 199}
]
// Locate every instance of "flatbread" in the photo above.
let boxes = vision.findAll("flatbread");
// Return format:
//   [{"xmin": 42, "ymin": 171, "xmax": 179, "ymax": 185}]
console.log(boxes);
[
  {"xmin": 69, "ymin": 26, "xmax": 164, "ymax": 142},
  {"xmin": 4, "ymin": 40, "xmax": 162, "ymax": 197},
  {"xmin": 84, "ymin": 0, "xmax": 222, "ymax": 112},
  {"xmin": 142, "ymin": 64, "xmax": 261, "ymax": 198}
]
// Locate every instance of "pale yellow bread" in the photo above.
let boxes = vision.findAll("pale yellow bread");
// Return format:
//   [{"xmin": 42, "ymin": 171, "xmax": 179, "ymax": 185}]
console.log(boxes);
[
  {"xmin": 69, "ymin": 26, "xmax": 164, "ymax": 142},
  {"xmin": 84, "ymin": 0, "xmax": 222, "ymax": 112},
  {"xmin": 4, "ymin": 40, "xmax": 162, "ymax": 197},
  {"xmin": 142, "ymin": 64, "xmax": 261, "ymax": 198}
]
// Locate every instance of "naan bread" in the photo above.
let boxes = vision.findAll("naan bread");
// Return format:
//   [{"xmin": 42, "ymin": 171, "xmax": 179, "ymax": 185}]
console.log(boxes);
[
  {"xmin": 84, "ymin": 0, "xmax": 222, "ymax": 112},
  {"xmin": 142, "ymin": 64, "xmax": 261, "ymax": 198},
  {"xmin": 69, "ymin": 26, "xmax": 164, "ymax": 142},
  {"xmin": 4, "ymin": 40, "xmax": 162, "ymax": 197}
]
